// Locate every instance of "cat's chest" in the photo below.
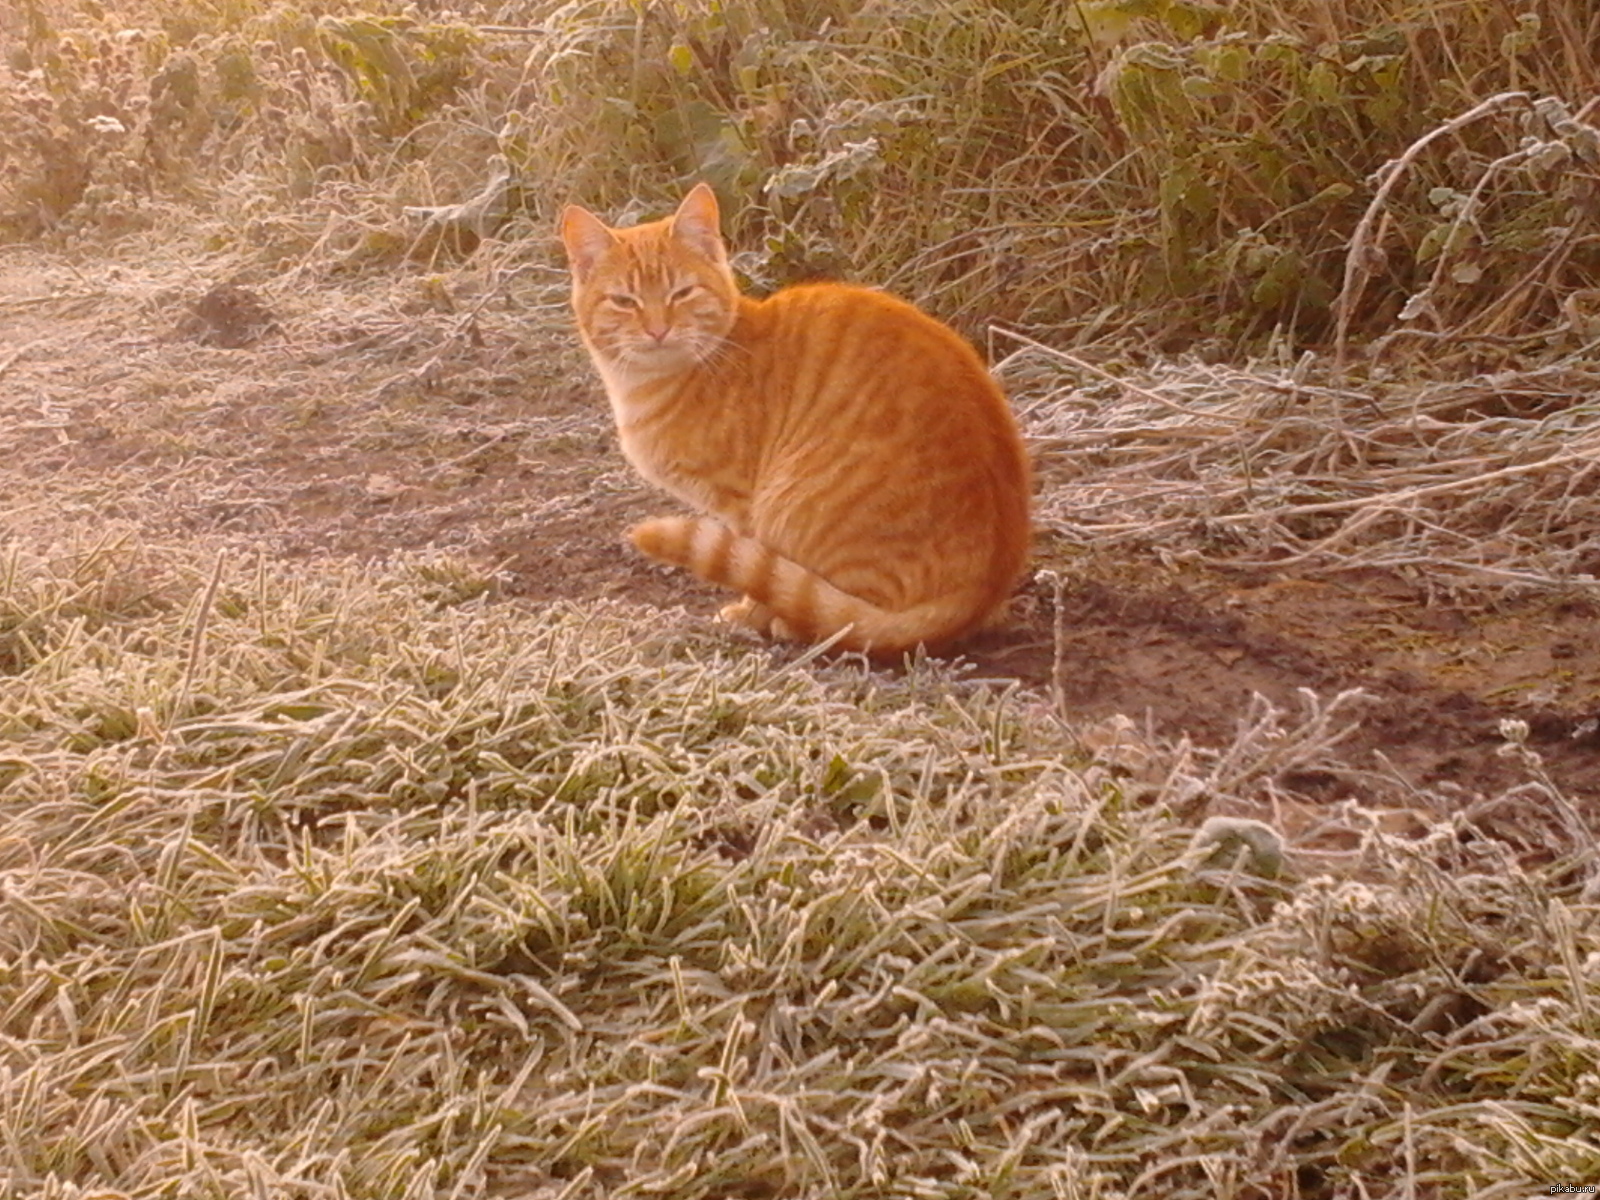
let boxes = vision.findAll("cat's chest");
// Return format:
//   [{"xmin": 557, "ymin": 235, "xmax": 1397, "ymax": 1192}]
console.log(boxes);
[
  {"xmin": 614, "ymin": 419, "xmax": 673, "ymax": 481},
  {"xmin": 614, "ymin": 413, "xmax": 715, "ymax": 486},
  {"xmin": 607, "ymin": 387, "xmax": 753, "ymax": 519},
  {"xmin": 606, "ymin": 380, "xmax": 731, "ymax": 467}
]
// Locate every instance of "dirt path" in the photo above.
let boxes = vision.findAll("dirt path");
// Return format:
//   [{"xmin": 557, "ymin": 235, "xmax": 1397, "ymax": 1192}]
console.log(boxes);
[{"xmin": 4, "ymin": 247, "xmax": 1597, "ymax": 822}]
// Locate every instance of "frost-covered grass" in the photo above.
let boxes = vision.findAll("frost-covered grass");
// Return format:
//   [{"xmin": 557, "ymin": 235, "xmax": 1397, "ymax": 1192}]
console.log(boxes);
[{"xmin": 2, "ymin": 536, "xmax": 1595, "ymax": 1198}]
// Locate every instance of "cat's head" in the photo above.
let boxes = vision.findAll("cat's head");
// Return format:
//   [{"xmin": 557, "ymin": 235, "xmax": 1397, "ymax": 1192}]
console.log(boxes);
[{"xmin": 560, "ymin": 183, "xmax": 740, "ymax": 376}]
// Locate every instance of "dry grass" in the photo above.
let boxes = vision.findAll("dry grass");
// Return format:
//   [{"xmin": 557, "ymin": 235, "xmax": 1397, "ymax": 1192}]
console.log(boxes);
[{"xmin": 2, "ymin": 535, "xmax": 1598, "ymax": 1197}]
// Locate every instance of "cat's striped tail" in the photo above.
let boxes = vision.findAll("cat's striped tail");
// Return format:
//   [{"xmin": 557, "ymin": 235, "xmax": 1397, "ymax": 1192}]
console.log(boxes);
[{"xmin": 628, "ymin": 516, "xmax": 991, "ymax": 656}]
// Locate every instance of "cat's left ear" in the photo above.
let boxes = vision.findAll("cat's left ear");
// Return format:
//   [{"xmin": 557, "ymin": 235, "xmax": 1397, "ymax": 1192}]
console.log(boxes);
[
  {"xmin": 560, "ymin": 204, "xmax": 617, "ymax": 282},
  {"xmin": 671, "ymin": 183, "xmax": 726, "ymax": 263}
]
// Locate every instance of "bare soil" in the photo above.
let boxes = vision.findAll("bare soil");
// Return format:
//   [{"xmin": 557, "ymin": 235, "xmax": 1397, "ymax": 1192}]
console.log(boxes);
[{"xmin": 4, "ymin": 246, "xmax": 1597, "ymax": 819}]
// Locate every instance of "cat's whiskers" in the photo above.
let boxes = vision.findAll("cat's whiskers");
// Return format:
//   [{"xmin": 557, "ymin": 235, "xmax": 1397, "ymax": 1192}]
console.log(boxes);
[{"xmin": 689, "ymin": 331, "xmax": 747, "ymax": 371}]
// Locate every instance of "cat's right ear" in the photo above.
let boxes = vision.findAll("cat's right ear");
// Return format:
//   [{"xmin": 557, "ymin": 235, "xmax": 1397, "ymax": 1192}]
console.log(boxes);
[{"xmin": 560, "ymin": 205, "xmax": 617, "ymax": 282}]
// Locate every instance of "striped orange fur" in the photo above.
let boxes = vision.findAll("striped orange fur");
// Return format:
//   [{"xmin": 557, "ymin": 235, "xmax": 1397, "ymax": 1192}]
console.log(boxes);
[{"xmin": 559, "ymin": 183, "xmax": 1031, "ymax": 656}]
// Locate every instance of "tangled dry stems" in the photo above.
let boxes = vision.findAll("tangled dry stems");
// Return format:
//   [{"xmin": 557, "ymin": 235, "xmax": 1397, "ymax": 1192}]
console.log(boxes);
[{"xmin": 1012, "ymin": 341, "xmax": 1600, "ymax": 596}]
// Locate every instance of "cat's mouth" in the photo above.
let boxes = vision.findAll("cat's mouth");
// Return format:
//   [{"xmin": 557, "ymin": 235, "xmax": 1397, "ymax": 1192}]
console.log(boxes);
[
  {"xmin": 618, "ymin": 342, "xmax": 683, "ymax": 367},
  {"xmin": 610, "ymin": 336, "xmax": 709, "ymax": 373}
]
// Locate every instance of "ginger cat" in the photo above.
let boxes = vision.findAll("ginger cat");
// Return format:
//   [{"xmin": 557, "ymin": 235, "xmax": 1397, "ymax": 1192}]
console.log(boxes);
[{"xmin": 559, "ymin": 183, "xmax": 1031, "ymax": 656}]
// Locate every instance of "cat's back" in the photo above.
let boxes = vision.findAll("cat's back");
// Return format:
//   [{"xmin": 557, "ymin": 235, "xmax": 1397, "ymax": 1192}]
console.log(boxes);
[
  {"xmin": 737, "ymin": 281, "xmax": 1025, "ymax": 473},
  {"xmin": 743, "ymin": 281, "xmax": 990, "ymax": 374}
]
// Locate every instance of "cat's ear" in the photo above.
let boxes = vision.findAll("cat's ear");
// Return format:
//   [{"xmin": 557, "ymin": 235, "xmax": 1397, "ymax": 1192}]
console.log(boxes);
[
  {"xmin": 560, "ymin": 205, "xmax": 617, "ymax": 282},
  {"xmin": 670, "ymin": 182, "xmax": 726, "ymax": 263}
]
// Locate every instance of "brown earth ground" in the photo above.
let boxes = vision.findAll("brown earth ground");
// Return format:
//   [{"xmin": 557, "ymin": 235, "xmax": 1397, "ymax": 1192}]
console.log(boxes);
[{"xmin": 4, "ymin": 245, "xmax": 1597, "ymax": 830}]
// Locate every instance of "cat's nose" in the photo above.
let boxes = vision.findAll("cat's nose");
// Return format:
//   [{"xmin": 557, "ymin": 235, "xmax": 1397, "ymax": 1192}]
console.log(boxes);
[{"xmin": 644, "ymin": 325, "xmax": 670, "ymax": 343}]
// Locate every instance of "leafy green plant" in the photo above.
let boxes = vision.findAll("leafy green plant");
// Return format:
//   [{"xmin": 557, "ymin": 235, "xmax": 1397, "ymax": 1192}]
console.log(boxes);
[{"xmin": 317, "ymin": 13, "xmax": 476, "ymax": 136}]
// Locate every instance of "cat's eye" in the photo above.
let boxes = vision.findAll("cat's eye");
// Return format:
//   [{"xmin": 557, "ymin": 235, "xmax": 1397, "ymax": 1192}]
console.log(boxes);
[
  {"xmin": 667, "ymin": 284, "xmax": 700, "ymax": 304},
  {"xmin": 605, "ymin": 293, "xmax": 640, "ymax": 310}
]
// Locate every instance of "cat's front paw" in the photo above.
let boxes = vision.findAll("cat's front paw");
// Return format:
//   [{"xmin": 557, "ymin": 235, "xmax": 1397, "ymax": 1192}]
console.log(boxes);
[
  {"xmin": 767, "ymin": 616, "xmax": 803, "ymax": 642},
  {"xmin": 717, "ymin": 596, "xmax": 773, "ymax": 633}
]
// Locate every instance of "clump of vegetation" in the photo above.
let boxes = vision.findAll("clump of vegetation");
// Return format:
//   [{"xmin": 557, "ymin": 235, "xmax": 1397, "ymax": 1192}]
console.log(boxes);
[
  {"xmin": 3, "ymin": 0, "xmax": 1597, "ymax": 355},
  {"xmin": 0, "ymin": 0, "xmax": 479, "ymax": 241},
  {"xmin": 1, "ymin": 535, "xmax": 1596, "ymax": 1196}
]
